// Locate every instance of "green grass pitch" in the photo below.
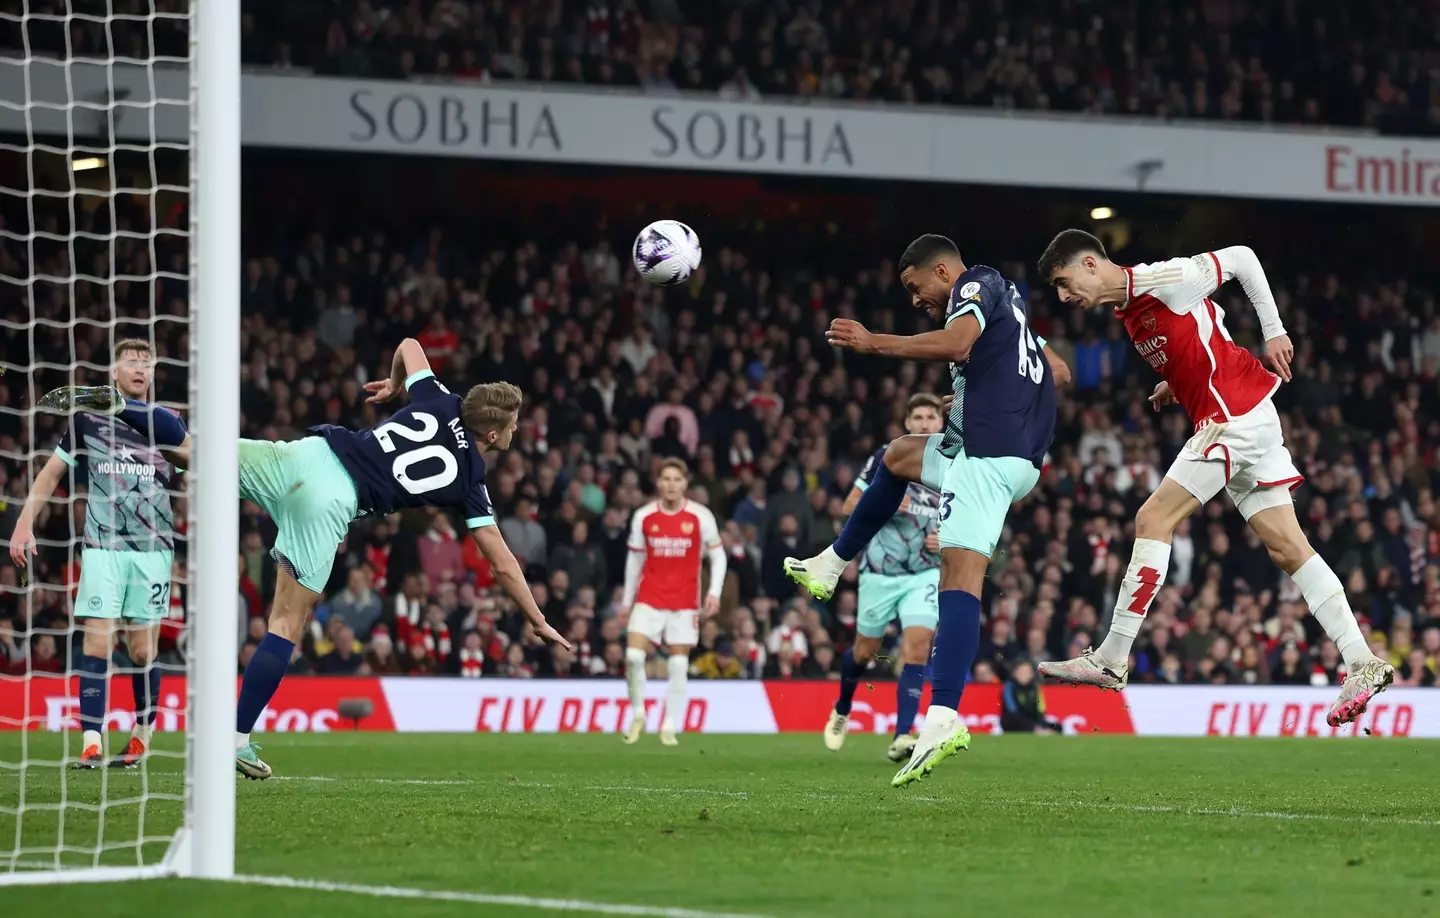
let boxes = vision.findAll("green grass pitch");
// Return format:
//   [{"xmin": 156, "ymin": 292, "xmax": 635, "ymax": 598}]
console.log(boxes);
[{"xmin": 2, "ymin": 733, "xmax": 1439, "ymax": 917}]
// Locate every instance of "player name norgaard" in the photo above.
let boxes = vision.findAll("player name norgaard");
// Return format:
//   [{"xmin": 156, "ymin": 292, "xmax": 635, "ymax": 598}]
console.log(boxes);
[{"xmin": 95, "ymin": 460, "xmax": 155, "ymax": 477}]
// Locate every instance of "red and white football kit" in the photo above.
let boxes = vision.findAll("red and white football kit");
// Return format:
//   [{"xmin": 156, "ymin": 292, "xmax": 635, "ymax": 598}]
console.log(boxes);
[
  {"xmin": 1121, "ymin": 248, "xmax": 1301, "ymax": 520},
  {"xmin": 624, "ymin": 500, "xmax": 724, "ymax": 646}
]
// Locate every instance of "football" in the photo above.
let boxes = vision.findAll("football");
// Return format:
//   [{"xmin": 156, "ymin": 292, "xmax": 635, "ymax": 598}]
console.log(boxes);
[{"xmin": 632, "ymin": 220, "xmax": 702, "ymax": 286}]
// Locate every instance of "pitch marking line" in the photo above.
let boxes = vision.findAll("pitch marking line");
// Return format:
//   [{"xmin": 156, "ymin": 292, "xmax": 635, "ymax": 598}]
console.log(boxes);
[
  {"xmin": 1027, "ymin": 799, "xmax": 1440, "ymax": 827},
  {"xmin": 233, "ymin": 874, "xmax": 779, "ymax": 918},
  {"xmin": 270, "ymin": 775, "xmax": 752, "ymax": 797}
]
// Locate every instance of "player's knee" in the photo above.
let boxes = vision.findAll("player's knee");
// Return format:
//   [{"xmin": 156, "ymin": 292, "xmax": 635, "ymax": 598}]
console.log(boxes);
[
  {"xmin": 901, "ymin": 632, "xmax": 931, "ymax": 665},
  {"xmin": 852, "ymin": 637, "xmax": 879, "ymax": 664},
  {"xmin": 127, "ymin": 640, "xmax": 153, "ymax": 666},
  {"xmin": 882, "ymin": 437, "xmax": 922, "ymax": 480},
  {"xmin": 1134, "ymin": 497, "xmax": 1181, "ymax": 541},
  {"xmin": 1265, "ymin": 538, "xmax": 1312, "ymax": 576}
]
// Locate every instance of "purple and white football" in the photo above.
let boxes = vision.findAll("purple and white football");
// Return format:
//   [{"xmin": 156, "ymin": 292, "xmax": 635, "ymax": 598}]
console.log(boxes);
[{"xmin": 632, "ymin": 220, "xmax": 702, "ymax": 286}]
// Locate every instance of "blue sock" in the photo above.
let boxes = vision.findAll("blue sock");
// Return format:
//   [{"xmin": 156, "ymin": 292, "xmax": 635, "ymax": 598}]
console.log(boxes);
[
  {"xmin": 834, "ymin": 464, "xmax": 908, "ymax": 561},
  {"xmin": 895, "ymin": 663, "xmax": 926, "ymax": 736},
  {"xmin": 118, "ymin": 398, "xmax": 188, "ymax": 446},
  {"xmin": 236, "ymin": 634, "xmax": 294, "ymax": 734},
  {"xmin": 78, "ymin": 654, "xmax": 108, "ymax": 734},
  {"xmin": 930, "ymin": 590, "xmax": 981, "ymax": 710},
  {"xmin": 133, "ymin": 665, "xmax": 161, "ymax": 726},
  {"xmin": 834, "ymin": 649, "xmax": 863, "ymax": 716}
]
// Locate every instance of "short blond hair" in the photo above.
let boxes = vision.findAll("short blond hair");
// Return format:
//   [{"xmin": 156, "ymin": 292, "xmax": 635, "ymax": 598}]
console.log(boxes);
[
  {"xmin": 114, "ymin": 338, "xmax": 153, "ymax": 360},
  {"xmin": 657, "ymin": 457, "xmax": 690, "ymax": 479},
  {"xmin": 461, "ymin": 381, "xmax": 523, "ymax": 434}
]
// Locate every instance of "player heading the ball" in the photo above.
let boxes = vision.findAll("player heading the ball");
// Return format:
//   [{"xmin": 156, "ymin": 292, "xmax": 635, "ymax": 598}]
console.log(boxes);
[{"xmin": 1035, "ymin": 229, "xmax": 1392, "ymax": 727}]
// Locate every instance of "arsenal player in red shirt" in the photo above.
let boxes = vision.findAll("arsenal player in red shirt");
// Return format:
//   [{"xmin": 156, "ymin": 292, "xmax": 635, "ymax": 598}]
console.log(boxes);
[
  {"xmin": 1036, "ymin": 229, "xmax": 1392, "ymax": 726},
  {"xmin": 619, "ymin": 458, "xmax": 726, "ymax": 746}
]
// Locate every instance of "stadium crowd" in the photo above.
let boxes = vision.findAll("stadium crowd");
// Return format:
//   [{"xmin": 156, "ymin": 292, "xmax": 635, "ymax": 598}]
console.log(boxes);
[
  {"xmin": 232, "ymin": 0, "xmax": 1439, "ymax": 130},
  {"xmin": 3, "ymin": 1, "xmax": 1440, "ymax": 695},
  {"xmin": 3, "ymin": 165, "xmax": 1440, "ymax": 693}
]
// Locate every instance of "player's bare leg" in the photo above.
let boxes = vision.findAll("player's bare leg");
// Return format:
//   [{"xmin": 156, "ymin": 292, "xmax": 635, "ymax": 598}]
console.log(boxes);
[
  {"xmin": 1041, "ymin": 478, "xmax": 1200, "ymax": 689},
  {"xmin": 785, "ymin": 435, "xmax": 928, "ymax": 599},
  {"xmin": 827, "ymin": 633, "xmax": 882, "ymax": 751},
  {"xmin": 660, "ymin": 642, "xmax": 693, "ymax": 746},
  {"xmin": 893, "ymin": 548, "xmax": 985, "ymax": 788},
  {"xmin": 235, "ymin": 566, "xmax": 318, "ymax": 779},
  {"xmin": 74, "ymin": 618, "xmax": 119, "ymax": 769},
  {"xmin": 111, "ymin": 623, "xmax": 161, "ymax": 768},
  {"xmin": 1245, "ymin": 503, "xmax": 1393, "ymax": 724},
  {"xmin": 622, "ymin": 630, "xmax": 652, "ymax": 744}
]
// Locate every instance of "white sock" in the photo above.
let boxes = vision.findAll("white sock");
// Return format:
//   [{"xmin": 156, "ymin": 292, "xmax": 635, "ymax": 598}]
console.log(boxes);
[
  {"xmin": 1292, "ymin": 554, "xmax": 1369, "ymax": 668},
  {"xmin": 624, "ymin": 647, "xmax": 647, "ymax": 721},
  {"xmin": 235, "ymin": 731, "xmax": 251, "ymax": 751},
  {"xmin": 1098, "ymin": 539, "xmax": 1171, "ymax": 667},
  {"xmin": 922, "ymin": 704, "xmax": 957, "ymax": 735},
  {"xmin": 131, "ymin": 722, "xmax": 154, "ymax": 747},
  {"xmin": 815, "ymin": 544, "xmax": 845, "ymax": 575},
  {"xmin": 82, "ymin": 729, "xmax": 102, "ymax": 751},
  {"xmin": 663, "ymin": 654, "xmax": 689, "ymax": 731}
]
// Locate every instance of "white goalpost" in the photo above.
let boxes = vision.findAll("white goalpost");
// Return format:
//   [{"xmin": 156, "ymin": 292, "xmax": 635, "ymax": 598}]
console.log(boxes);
[{"xmin": 0, "ymin": 0, "xmax": 237, "ymax": 885}]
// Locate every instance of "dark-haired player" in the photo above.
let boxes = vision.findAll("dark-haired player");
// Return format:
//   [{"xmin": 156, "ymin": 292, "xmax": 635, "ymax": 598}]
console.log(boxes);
[
  {"xmin": 785, "ymin": 234, "xmax": 1068, "ymax": 787},
  {"xmin": 1033, "ymin": 229, "xmax": 1391, "ymax": 726}
]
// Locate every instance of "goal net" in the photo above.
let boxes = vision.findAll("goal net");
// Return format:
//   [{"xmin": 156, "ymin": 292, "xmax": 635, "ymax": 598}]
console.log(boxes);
[{"xmin": 0, "ymin": 0, "xmax": 237, "ymax": 884}]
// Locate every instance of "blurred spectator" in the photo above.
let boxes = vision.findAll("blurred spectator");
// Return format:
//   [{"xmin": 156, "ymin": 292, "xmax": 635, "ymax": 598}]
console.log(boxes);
[
  {"xmin": 28, "ymin": 634, "xmax": 63, "ymax": 675},
  {"xmin": 418, "ymin": 512, "xmax": 464, "ymax": 587},
  {"xmin": 0, "ymin": 620, "xmax": 22, "ymax": 674},
  {"xmin": 548, "ymin": 521, "xmax": 607, "ymax": 596},
  {"xmin": 501, "ymin": 498, "xmax": 547, "ymax": 571},
  {"xmin": 318, "ymin": 625, "xmax": 366, "ymax": 675},
  {"xmin": 693, "ymin": 637, "xmax": 743, "ymax": 679},
  {"xmin": 234, "ymin": 1, "xmax": 1440, "ymax": 132},
  {"xmin": 1001, "ymin": 661, "xmax": 1061, "ymax": 734},
  {"xmin": 328, "ymin": 566, "xmax": 384, "ymax": 639}
]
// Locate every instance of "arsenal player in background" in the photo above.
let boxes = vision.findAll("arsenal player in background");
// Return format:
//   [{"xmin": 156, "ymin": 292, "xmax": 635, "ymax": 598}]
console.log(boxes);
[
  {"xmin": 1036, "ymin": 229, "xmax": 1393, "ymax": 727},
  {"xmin": 619, "ymin": 459, "xmax": 726, "ymax": 746}
]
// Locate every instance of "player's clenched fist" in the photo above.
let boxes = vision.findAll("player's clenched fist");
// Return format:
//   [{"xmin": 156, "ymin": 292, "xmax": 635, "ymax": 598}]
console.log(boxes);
[{"xmin": 826, "ymin": 318, "xmax": 873, "ymax": 352}]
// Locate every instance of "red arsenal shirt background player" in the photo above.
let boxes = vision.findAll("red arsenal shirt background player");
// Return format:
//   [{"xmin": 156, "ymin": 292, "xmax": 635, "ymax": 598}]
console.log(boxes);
[
  {"xmin": 618, "ymin": 458, "xmax": 726, "ymax": 748},
  {"xmin": 1035, "ymin": 229, "xmax": 1394, "ymax": 729}
]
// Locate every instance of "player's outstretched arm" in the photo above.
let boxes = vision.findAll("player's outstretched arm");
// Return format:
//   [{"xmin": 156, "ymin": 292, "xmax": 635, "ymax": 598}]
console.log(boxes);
[
  {"xmin": 9, "ymin": 452, "xmax": 68, "ymax": 567},
  {"xmin": 365, "ymin": 338, "xmax": 433, "ymax": 404},
  {"xmin": 470, "ymin": 525, "xmax": 573, "ymax": 650},
  {"xmin": 826, "ymin": 315, "xmax": 981, "ymax": 363},
  {"xmin": 1211, "ymin": 246, "xmax": 1292, "ymax": 380}
]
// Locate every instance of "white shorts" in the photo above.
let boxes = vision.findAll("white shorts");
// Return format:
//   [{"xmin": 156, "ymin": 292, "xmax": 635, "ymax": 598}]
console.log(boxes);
[
  {"xmin": 1166, "ymin": 399, "xmax": 1303, "ymax": 520},
  {"xmin": 628, "ymin": 603, "xmax": 699, "ymax": 648}
]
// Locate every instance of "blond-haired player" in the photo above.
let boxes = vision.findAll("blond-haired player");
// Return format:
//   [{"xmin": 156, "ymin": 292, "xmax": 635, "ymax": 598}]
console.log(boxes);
[
  {"xmin": 43, "ymin": 338, "xmax": 572, "ymax": 778},
  {"xmin": 620, "ymin": 458, "xmax": 726, "ymax": 746}
]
